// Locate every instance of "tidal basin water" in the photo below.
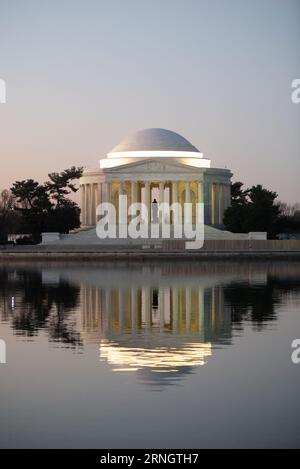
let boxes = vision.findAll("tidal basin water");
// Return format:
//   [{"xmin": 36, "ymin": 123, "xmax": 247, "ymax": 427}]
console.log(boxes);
[{"xmin": 0, "ymin": 261, "xmax": 299, "ymax": 448}]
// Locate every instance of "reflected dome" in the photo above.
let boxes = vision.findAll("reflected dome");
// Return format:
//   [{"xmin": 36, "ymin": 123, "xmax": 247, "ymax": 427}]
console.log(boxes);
[{"xmin": 99, "ymin": 339, "xmax": 212, "ymax": 373}]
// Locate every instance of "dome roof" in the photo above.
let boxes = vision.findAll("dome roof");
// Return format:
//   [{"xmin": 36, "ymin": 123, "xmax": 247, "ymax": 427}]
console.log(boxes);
[{"xmin": 110, "ymin": 128, "xmax": 199, "ymax": 153}]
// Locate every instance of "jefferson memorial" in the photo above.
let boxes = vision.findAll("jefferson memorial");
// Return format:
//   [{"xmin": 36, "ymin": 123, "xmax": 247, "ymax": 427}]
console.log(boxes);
[{"xmin": 80, "ymin": 128, "xmax": 232, "ymax": 230}]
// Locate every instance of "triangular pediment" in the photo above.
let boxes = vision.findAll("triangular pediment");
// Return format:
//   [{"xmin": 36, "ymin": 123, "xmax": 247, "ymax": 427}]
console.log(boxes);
[{"xmin": 105, "ymin": 158, "xmax": 201, "ymax": 174}]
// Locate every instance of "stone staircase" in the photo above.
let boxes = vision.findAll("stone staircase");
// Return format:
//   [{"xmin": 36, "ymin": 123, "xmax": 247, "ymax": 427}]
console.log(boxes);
[{"xmin": 44, "ymin": 225, "xmax": 248, "ymax": 246}]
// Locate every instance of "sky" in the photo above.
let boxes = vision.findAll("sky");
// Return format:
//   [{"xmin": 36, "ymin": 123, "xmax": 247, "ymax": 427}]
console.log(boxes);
[{"xmin": 0, "ymin": 0, "xmax": 299, "ymax": 204}]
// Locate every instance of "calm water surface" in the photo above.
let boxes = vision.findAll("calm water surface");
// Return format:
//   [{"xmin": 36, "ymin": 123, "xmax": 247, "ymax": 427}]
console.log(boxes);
[{"xmin": 0, "ymin": 261, "xmax": 299, "ymax": 448}]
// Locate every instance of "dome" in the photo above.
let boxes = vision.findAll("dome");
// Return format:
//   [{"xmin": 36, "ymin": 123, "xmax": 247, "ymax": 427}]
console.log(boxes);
[{"xmin": 110, "ymin": 128, "xmax": 200, "ymax": 153}]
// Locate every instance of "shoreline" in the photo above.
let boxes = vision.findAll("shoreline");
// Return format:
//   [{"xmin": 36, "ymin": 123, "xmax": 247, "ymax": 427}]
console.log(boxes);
[
  {"xmin": 1, "ymin": 249, "xmax": 300, "ymax": 261},
  {"xmin": 1, "ymin": 239, "xmax": 299, "ymax": 261}
]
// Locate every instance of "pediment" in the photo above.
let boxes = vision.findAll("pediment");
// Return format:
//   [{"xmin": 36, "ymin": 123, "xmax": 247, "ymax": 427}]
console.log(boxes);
[{"xmin": 106, "ymin": 158, "xmax": 200, "ymax": 174}]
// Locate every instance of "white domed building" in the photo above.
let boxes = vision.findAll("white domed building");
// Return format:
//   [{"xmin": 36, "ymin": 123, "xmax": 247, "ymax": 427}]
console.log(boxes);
[{"xmin": 80, "ymin": 128, "xmax": 232, "ymax": 230}]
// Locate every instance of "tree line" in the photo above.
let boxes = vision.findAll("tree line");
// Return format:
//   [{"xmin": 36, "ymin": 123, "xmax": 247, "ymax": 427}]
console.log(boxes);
[
  {"xmin": 223, "ymin": 182, "xmax": 300, "ymax": 238},
  {"xmin": 0, "ymin": 166, "xmax": 83, "ymax": 243}
]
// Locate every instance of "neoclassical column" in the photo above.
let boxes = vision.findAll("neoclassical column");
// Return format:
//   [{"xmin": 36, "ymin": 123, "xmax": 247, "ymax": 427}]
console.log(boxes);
[
  {"xmin": 218, "ymin": 183, "xmax": 223, "ymax": 225},
  {"xmin": 131, "ymin": 181, "xmax": 138, "ymax": 205},
  {"xmin": 159, "ymin": 181, "xmax": 164, "ymax": 204},
  {"xmin": 99, "ymin": 181, "xmax": 102, "ymax": 213},
  {"xmin": 118, "ymin": 181, "xmax": 124, "ymax": 225},
  {"xmin": 81, "ymin": 185, "xmax": 86, "ymax": 226},
  {"xmin": 211, "ymin": 183, "xmax": 216, "ymax": 225},
  {"xmin": 144, "ymin": 181, "xmax": 151, "ymax": 226},
  {"xmin": 120, "ymin": 181, "xmax": 129, "ymax": 231},
  {"xmin": 102, "ymin": 182, "xmax": 112, "ymax": 225},
  {"xmin": 130, "ymin": 181, "xmax": 138, "ymax": 224},
  {"xmin": 213, "ymin": 183, "xmax": 219, "ymax": 225},
  {"xmin": 85, "ymin": 184, "xmax": 91, "ymax": 225},
  {"xmin": 159, "ymin": 181, "xmax": 165, "ymax": 223},
  {"xmin": 197, "ymin": 181, "xmax": 204, "ymax": 204},
  {"xmin": 204, "ymin": 182, "xmax": 210, "ymax": 225},
  {"xmin": 185, "ymin": 181, "xmax": 191, "ymax": 203},
  {"xmin": 214, "ymin": 184, "xmax": 219, "ymax": 226},
  {"xmin": 196, "ymin": 181, "xmax": 204, "ymax": 227},
  {"xmin": 171, "ymin": 181, "xmax": 179, "ymax": 227},
  {"xmin": 91, "ymin": 184, "xmax": 96, "ymax": 225},
  {"xmin": 103, "ymin": 182, "xmax": 110, "ymax": 203},
  {"xmin": 137, "ymin": 182, "xmax": 142, "ymax": 204},
  {"xmin": 95, "ymin": 183, "xmax": 101, "ymax": 222},
  {"xmin": 89, "ymin": 184, "xmax": 94, "ymax": 225},
  {"xmin": 83, "ymin": 184, "xmax": 88, "ymax": 226},
  {"xmin": 185, "ymin": 181, "xmax": 192, "ymax": 225},
  {"xmin": 86, "ymin": 184, "xmax": 90, "ymax": 225},
  {"xmin": 119, "ymin": 181, "xmax": 125, "ymax": 196}
]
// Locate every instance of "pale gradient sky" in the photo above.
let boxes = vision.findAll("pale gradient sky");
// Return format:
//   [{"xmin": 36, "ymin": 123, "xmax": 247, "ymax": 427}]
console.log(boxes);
[{"xmin": 0, "ymin": 0, "xmax": 299, "ymax": 203}]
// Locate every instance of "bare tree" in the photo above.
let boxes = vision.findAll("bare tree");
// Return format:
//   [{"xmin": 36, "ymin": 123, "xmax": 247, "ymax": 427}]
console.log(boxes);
[
  {"xmin": 278, "ymin": 202, "xmax": 300, "ymax": 217},
  {"xmin": 0, "ymin": 190, "xmax": 21, "ymax": 240},
  {"xmin": 0, "ymin": 189, "xmax": 15, "ymax": 211}
]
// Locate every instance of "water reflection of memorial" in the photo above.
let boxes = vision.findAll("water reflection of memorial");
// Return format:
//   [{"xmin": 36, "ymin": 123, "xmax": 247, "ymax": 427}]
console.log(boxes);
[
  {"xmin": 1, "ymin": 262, "xmax": 299, "ymax": 386},
  {"xmin": 78, "ymin": 262, "xmax": 300, "ymax": 384},
  {"xmin": 81, "ymin": 282, "xmax": 232, "ymax": 381}
]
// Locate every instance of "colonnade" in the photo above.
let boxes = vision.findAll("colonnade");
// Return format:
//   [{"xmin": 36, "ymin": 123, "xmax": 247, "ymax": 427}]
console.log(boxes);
[{"xmin": 80, "ymin": 180, "xmax": 231, "ymax": 227}]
